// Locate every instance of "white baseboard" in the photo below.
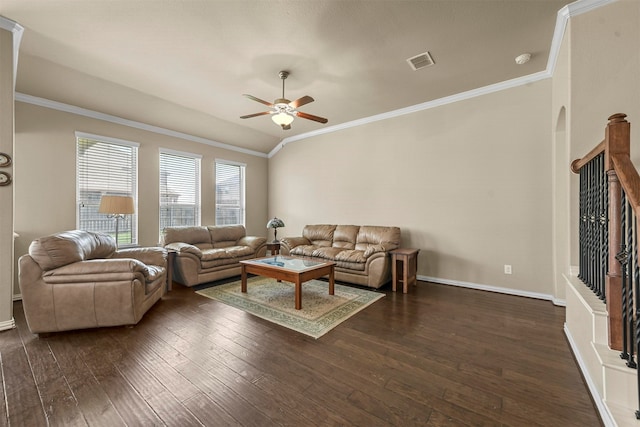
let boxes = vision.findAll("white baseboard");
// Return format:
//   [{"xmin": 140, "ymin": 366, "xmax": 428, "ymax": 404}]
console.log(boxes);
[
  {"xmin": 12, "ymin": 293, "xmax": 21, "ymax": 302},
  {"xmin": 418, "ymin": 275, "xmax": 566, "ymax": 306},
  {"xmin": 564, "ymin": 323, "xmax": 616, "ymax": 427},
  {"xmin": 0, "ymin": 317, "xmax": 15, "ymax": 331}
]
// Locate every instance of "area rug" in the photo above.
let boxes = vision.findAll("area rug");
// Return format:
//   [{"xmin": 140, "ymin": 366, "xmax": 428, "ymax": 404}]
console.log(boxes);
[{"xmin": 195, "ymin": 276, "xmax": 385, "ymax": 339}]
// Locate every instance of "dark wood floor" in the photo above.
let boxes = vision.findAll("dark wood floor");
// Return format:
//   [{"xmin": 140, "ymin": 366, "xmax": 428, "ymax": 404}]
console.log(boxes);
[{"xmin": 0, "ymin": 280, "xmax": 601, "ymax": 426}]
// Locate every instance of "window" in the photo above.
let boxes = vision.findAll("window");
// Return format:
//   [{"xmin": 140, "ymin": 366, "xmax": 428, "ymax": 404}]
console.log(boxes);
[
  {"xmin": 76, "ymin": 132, "xmax": 138, "ymax": 246},
  {"xmin": 160, "ymin": 149, "xmax": 201, "ymax": 235},
  {"xmin": 215, "ymin": 160, "xmax": 245, "ymax": 226}
]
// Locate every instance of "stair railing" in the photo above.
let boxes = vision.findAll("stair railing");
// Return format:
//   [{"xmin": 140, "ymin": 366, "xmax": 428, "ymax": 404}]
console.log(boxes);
[{"xmin": 571, "ymin": 113, "xmax": 640, "ymax": 418}]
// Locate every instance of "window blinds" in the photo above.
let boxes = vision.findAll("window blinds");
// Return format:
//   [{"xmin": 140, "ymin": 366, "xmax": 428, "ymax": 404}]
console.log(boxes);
[
  {"xmin": 215, "ymin": 161, "xmax": 245, "ymax": 226},
  {"xmin": 160, "ymin": 150, "xmax": 201, "ymax": 234},
  {"xmin": 76, "ymin": 134, "xmax": 138, "ymax": 246}
]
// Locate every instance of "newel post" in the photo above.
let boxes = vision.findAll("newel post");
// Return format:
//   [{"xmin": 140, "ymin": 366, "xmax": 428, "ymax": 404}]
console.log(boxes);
[
  {"xmin": 605, "ymin": 113, "xmax": 630, "ymax": 351},
  {"xmin": 608, "ymin": 170, "xmax": 622, "ymax": 350}
]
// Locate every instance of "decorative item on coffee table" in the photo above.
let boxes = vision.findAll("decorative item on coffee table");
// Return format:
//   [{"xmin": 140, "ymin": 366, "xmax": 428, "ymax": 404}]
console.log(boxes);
[{"xmin": 266, "ymin": 217, "xmax": 285, "ymax": 242}]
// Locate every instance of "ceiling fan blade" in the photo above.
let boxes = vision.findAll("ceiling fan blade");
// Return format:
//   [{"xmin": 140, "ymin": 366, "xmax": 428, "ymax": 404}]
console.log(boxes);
[
  {"xmin": 289, "ymin": 95, "xmax": 314, "ymax": 109},
  {"xmin": 240, "ymin": 111, "xmax": 272, "ymax": 119},
  {"xmin": 296, "ymin": 111, "xmax": 328, "ymax": 124},
  {"xmin": 243, "ymin": 94, "xmax": 274, "ymax": 107}
]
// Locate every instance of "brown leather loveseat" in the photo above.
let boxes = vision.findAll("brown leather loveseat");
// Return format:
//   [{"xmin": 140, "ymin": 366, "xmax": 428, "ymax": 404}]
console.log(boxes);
[
  {"xmin": 163, "ymin": 225, "xmax": 267, "ymax": 287},
  {"xmin": 280, "ymin": 224, "xmax": 401, "ymax": 288},
  {"xmin": 18, "ymin": 230, "xmax": 167, "ymax": 334}
]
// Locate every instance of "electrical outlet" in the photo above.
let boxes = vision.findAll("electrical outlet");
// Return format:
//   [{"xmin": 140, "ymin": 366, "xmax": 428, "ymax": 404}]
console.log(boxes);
[{"xmin": 504, "ymin": 264, "xmax": 512, "ymax": 275}]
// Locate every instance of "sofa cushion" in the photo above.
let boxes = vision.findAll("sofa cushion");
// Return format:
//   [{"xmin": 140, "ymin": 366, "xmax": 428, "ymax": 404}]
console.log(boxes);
[
  {"xmin": 208, "ymin": 225, "xmax": 246, "ymax": 248},
  {"xmin": 332, "ymin": 225, "xmax": 359, "ymax": 249},
  {"xmin": 290, "ymin": 245, "xmax": 318, "ymax": 257},
  {"xmin": 194, "ymin": 242, "xmax": 214, "ymax": 251},
  {"xmin": 164, "ymin": 226, "xmax": 211, "ymax": 245},
  {"xmin": 355, "ymin": 226, "xmax": 401, "ymax": 251},
  {"xmin": 302, "ymin": 224, "xmax": 336, "ymax": 247},
  {"xmin": 312, "ymin": 247, "xmax": 344, "ymax": 260},
  {"xmin": 29, "ymin": 230, "xmax": 116, "ymax": 271},
  {"xmin": 201, "ymin": 245, "xmax": 254, "ymax": 262},
  {"xmin": 335, "ymin": 249, "xmax": 367, "ymax": 264}
]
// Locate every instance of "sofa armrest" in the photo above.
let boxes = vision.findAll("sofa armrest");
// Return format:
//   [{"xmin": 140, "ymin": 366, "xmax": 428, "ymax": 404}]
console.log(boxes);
[
  {"xmin": 113, "ymin": 247, "xmax": 167, "ymax": 266},
  {"xmin": 280, "ymin": 236, "xmax": 310, "ymax": 252},
  {"xmin": 237, "ymin": 236, "xmax": 267, "ymax": 251},
  {"xmin": 164, "ymin": 242, "xmax": 203, "ymax": 259},
  {"xmin": 363, "ymin": 242, "xmax": 400, "ymax": 258}
]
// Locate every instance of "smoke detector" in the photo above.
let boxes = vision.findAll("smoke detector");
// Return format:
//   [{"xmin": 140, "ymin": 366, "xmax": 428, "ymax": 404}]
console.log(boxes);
[
  {"xmin": 515, "ymin": 53, "xmax": 531, "ymax": 65},
  {"xmin": 407, "ymin": 51, "xmax": 435, "ymax": 71}
]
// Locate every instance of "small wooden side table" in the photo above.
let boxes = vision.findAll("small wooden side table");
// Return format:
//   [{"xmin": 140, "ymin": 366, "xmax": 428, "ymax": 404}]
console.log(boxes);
[
  {"xmin": 266, "ymin": 241, "xmax": 281, "ymax": 256},
  {"xmin": 390, "ymin": 248, "xmax": 420, "ymax": 293}
]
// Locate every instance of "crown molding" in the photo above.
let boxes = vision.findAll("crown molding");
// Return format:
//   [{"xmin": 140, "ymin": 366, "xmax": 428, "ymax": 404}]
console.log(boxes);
[
  {"xmin": 0, "ymin": 16, "xmax": 24, "ymax": 89},
  {"xmin": 15, "ymin": 93, "xmax": 267, "ymax": 158},
  {"xmin": 269, "ymin": 0, "xmax": 617, "ymax": 159}
]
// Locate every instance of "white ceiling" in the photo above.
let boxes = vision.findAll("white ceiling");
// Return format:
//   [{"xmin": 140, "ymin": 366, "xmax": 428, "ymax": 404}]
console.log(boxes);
[{"xmin": 1, "ymin": 0, "xmax": 570, "ymax": 154}]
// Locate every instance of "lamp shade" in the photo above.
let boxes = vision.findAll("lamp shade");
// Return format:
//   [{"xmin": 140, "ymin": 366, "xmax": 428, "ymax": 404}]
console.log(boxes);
[
  {"xmin": 271, "ymin": 112, "xmax": 294, "ymax": 126},
  {"xmin": 99, "ymin": 195, "xmax": 135, "ymax": 215},
  {"xmin": 266, "ymin": 217, "xmax": 285, "ymax": 229}
]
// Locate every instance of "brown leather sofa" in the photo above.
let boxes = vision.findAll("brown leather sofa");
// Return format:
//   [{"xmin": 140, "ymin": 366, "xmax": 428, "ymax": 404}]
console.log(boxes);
[
  {"xmin": 162, "ymin": 225, "xmax": 267, "ymax": 287},
  {"xmin": 18, "ymin": 230, "xmax": 167, "ymax": 334},
  {"xmin": 280, "ymin": 224, "xmax": 401, "ymax": 288}
]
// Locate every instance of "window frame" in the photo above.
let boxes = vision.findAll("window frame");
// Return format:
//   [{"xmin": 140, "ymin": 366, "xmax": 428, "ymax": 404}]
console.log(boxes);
[
  {"xmin": 75, "ymin": 131, "xmax": 139, "ymax": 247},
  {"xmin": 214, "ymin": 159, "xmax": 246, "ymax": 226},
  {"xmin": 159, "ymin": 148, "xmax": 202, "ymax": 236}
]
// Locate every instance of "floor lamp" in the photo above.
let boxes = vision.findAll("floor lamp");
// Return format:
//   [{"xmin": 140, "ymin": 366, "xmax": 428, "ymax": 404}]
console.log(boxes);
[{"xmin": 99, "ymin": 195, "xmax": 135, "ymax": 248}]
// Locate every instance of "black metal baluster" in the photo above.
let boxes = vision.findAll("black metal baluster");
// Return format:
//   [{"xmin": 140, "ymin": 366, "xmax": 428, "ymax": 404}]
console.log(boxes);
[
  {"xmin": 604, "ymin": 154, "xmax": 608, "ymax": 299},
  {"xmin": 596, "ymin": 153, "xmax": 604, "ymax": 298},
  {"xmin": 586, "ymin": 159, "xmax": 593, "ymax": 289},
  {"xmin": 619, "ymin": 190, "xmax": 629, "ymax": 361},
  {"xmin": 628, "ymin": 203, "xmax": 637, "ymax": 368},
  {"xmin": 579, "ymin": 166, "xmax": 585, "ymax": 281},
  {"xmin": 592, "ymin": 157, "xmax": 598, "ymax": 290},
  {"xmin": 635, "ymin": 224, "xmax": 640, "ymax": 419}
]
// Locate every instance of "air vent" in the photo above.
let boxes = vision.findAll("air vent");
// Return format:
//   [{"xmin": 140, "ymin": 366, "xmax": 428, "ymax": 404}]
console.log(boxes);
[{"xmin": 407, "ymin": 51, "xmax": 435, "ymax": 71}]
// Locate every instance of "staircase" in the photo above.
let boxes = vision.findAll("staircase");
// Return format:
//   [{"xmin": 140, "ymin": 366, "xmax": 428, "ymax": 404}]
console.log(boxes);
[{"xmin": 568, "ymin": 113, "xmax": 640, "ymax": 426}]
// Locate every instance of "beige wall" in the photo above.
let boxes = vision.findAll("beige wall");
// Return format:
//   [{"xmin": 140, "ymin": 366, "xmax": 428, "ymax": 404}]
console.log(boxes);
[
  {"xmin": 568, "ymin": 0, "xmax": 640, "ymax": 265},
  {"xmin": 13, "ymin": 102, "xmax": 268, "ymax": 295},
  {"xmin": 0, "ymin": 28, "xmax": 15, "ymax": 326},
  {"xmin": 269, "ymin": 80, "xmax": 554, "ymax": 297},
  {"xmin": 551, "ymin": 13, "xmax": 571, "ymax": 301}
]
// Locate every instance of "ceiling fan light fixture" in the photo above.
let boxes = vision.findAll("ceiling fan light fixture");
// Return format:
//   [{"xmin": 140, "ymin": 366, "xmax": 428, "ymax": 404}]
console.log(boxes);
[{"xmin": 272, "ymin": 112, "xmax": 294, "ymax": 126}]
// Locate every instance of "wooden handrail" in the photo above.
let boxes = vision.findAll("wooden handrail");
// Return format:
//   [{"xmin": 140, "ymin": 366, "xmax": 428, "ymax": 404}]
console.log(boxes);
[
  {"xmin": 571, "ymin": 113, "xmax": 630, "ymax": 174},
  {"xmin": 571, "ymin": 140, "xmax": 605, "ymax": 173}
]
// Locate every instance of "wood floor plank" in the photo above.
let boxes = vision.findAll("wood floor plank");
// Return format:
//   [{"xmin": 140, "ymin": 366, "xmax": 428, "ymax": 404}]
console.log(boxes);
[
  {"xmin": 0, "ymin": 327, "xmax": 48, "ymax": 426},
  {"xmin": 45, "ymin": 334, "xmax": 127, "ymax": 426},
  {"xmin": 13, "ymin": 310, "xmax": 87, "ymax": 427},
  {"xmin": 1, "ymin": 282, "xmax": 604, "ymax": 426}
]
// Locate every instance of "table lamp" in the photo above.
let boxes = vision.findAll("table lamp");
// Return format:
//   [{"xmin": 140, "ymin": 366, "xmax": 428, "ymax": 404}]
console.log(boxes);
[{"xmin": 266, "ymin": 217, "xmax": 285, "ymax": 243}]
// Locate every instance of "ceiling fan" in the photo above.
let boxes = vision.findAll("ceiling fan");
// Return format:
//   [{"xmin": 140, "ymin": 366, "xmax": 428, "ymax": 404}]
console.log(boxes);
[{"xmin": 240, "ymin": 71, "xmax": 328, "ymax": 130}]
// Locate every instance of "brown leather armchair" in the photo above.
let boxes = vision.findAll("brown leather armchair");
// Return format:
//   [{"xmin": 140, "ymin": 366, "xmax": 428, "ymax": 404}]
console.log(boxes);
[{"xmin": 18, "ymin": 230, "xmax": 167, "ymax": 334}]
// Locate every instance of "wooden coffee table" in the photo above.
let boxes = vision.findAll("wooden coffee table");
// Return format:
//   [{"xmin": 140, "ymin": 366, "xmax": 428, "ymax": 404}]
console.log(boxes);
[{"xmin": 240, "ymin": 256, "xmax": 336, "ymax": 310}]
